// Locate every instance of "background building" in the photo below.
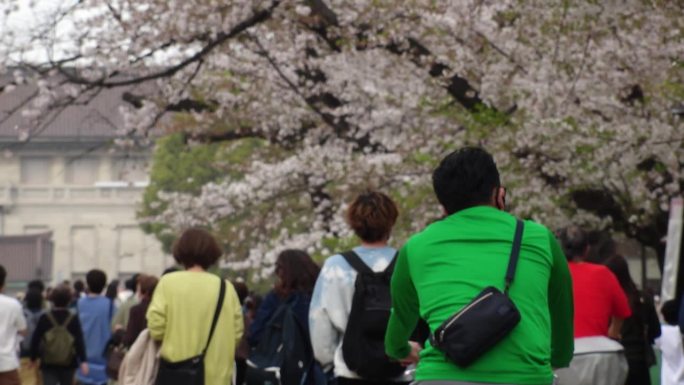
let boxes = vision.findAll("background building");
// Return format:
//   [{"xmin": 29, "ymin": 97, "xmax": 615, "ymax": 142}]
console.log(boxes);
[{"xmin": 0, "ymin": 73, "xmax": 168, "ymax": 289}]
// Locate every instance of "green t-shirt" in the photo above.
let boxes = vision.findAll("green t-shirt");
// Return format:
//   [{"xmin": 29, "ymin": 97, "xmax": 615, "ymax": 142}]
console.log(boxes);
[{"xmin": 385, "ymin": 206, "xmax": 574, "ymax": 385}]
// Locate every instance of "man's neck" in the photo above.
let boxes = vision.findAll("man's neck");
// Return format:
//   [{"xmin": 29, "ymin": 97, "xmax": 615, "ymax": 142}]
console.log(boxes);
[
  {"xmin": 186, "ymin": 265, "xmax": 205, "ymax": 272},
  {"xmin": 361, "ymin": 240, "xmax": 388, "ymax": 248}
]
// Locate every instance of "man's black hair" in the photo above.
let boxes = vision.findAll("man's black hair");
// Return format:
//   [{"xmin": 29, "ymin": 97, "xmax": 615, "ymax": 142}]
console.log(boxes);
[
  {"xmin": 661, "ymin": 299, "xmax": 679, "ymax": 326},
  {"xmin": 27, "ymin": 280, "xmax": 45, "ymax": 293},
  {"xmin": 86, "ymin": 269, "xmax": 108, "ymax": 294},
  {"xmin": 0, "ymin": 265, "xmax": 6, "ymax": 289},
  {"xmin": 74, "ymin": 280, "xmax": 85, "ymax": 293},
  {"xmin": 432, "ymin": 147, "xmax": 501, "ymax": 215},
  {"xmin": 125, "ymin": 273, "xmax": 139, "ymax": 291},
  {"xmin": 24, "ymin": 288, "xmax": 44, "ymax": 310}
]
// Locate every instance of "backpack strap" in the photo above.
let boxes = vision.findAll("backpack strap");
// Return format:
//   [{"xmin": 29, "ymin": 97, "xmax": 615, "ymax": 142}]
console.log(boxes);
[
  {"xmin": 340, "ymin": 251, "xmax": 373, "ymax": 275},
  {"xmin": 202, "ymin": 279, "xmax": 226, "ymax": 356},
  {"xmin": 63, "ymin": 313, "xmax": 74, "ymax": 327},
  {"xmin": 504, "ymin": 219, "xmax": 525, "ymax": 295},
  {"xmin": 46, "ymin": 312, "xmax": 58, "ymax": 327}
]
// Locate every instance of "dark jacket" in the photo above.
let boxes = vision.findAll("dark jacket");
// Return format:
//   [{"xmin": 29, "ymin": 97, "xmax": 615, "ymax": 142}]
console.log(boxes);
[
  {"xmin": 248, "ymin": 290, "xmax": 311, "ymax": 347},
  {"xmin": 621, "ymin": 293, "xmax": 661, "ymax": 364},
  {"xmin": 123, "ymin": 299, "xmax": 150, "ymax": 348},
  {"xmin": 30, "ymin": 309, "xmax": 87, "ymax": 369}
]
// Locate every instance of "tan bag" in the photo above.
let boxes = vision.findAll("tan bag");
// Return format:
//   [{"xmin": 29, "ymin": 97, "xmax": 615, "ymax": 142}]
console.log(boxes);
[{"xmin": 118, "ymin": 329, "xmax": 160, "ymax": 385}]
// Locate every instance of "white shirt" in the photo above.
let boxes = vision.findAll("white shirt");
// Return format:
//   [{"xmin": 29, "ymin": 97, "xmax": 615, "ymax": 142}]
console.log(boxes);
[
  {"xmin": 0, "ymin": 293, "xmax": 27, "ymax": 371},
  {"xmin": 656, "ymin": 325, "xmax": 684, "ymax": 385},
  {"xmin": 309, "ymin": 246, "xmax": 399, "ymax": 379}
]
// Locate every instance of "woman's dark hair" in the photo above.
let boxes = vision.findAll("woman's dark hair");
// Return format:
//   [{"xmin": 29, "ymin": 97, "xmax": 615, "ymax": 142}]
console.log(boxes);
[
  {"xmin": 172, "ymin": 228, "xmax": 223, "ymax": 269},
  {"xmin": 661, "ymin": 300, "xmax": 679, "ymax": 326},
  {"xmin": 432, "ymin": 147, "xmax": 501, "ymax": 215},
  {"xmin": 232, "ymin": 281, "xmax": 249, "ymax": 305},
  {"xmin": 73, "ymin": 280, "xmax": 85, "ymax": 293},
  {"xmin": 585, "ymin": 232, "xmax": 617, "ymax": 264},
  {"xmin": 24, "ymin": 288, "xmax": 44, "ymax": 311},
  {"xmin": 105, "ymin": 280, "xmax": 119, "ymax": 301},
  {"xmin": 603, "ymin": 254, "xmax": 639, "ymax": 311},
  {"xmin": 346, "ymin": 191, "xmax": 399, "ymax": 243},
  {"xmin": 50, "ymin": 285, "xmax": 73, "ymax": 308},
  {"xmin": 138, "ymin": 275, "xmax": 159, "ymax": 301},
  {"xmin": 28, "ymin": 280, "xmax": 45, "ymax": 293},
  {"xmin": 557, "ymin": 226, "xmax": 589, "ymax": 261},
  {"xmin": 274, "ymin": 249, "xmax": 320, "ymax": 298},
  {"xmin": 86, "ymin": 269, "xmax": 108, "ymax": 294}
]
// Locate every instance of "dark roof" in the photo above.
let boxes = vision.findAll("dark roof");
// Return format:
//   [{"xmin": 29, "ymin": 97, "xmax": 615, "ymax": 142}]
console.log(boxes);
[
  {"xmin": 0, "ymin": 70, "xmax": 146, "ymax": 142},
  {"xmin": 0, "ymin": 232, "xmax": 53, "ymax": 282}
]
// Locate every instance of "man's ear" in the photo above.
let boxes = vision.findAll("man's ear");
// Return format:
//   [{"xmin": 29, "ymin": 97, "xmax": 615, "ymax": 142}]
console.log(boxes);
[{"xmin": 494, "ymin": 187, "xmax": 505, "ymax": 210}]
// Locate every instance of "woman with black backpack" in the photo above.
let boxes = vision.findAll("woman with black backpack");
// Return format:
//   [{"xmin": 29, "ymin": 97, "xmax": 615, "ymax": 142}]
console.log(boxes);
[
  {"xmin": 29, "ymin": 284, "xmax": 88, "ymax": 385},
  {"xmin": 246, "ymin": 249, "xmax": 321, "ymax": 385}
]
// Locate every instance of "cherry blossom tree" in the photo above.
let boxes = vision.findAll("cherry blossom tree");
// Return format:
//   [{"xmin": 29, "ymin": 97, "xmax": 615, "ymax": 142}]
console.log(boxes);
[{"xmin": 1, "ymin": 0, "xmax": 683, "ymax": 272}]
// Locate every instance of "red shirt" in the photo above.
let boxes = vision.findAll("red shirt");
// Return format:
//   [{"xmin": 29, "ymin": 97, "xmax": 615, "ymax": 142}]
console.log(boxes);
[{"xmin": 569, "ymin": 261, "xmax": 632, "ymax": 338}]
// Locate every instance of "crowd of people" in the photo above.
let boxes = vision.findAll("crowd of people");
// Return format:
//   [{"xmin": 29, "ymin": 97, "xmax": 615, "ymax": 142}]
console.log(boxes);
[{"xmin": 0, "ymin": 147, "xmax": 683, "ymax": 385}]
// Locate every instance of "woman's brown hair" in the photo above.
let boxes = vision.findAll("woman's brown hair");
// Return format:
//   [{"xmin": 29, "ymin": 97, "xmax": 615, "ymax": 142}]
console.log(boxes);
[
  {"xmin": 346, "ymin": 190, "xmax": 398, "ymax": 243},
  {"xmin": 138, "ymin": 275, "xmax": 159, "ymax": 301},
  {"xmin": 274, "ymin": 249, "xmax": 320, "ymax": 298},
  {"xmin": 172, "ymin": 228, "xmax": 223, "ymax": 269}
]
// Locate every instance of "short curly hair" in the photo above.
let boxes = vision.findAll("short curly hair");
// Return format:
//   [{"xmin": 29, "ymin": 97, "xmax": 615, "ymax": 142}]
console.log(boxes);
[{"xmin": 346, "ymin": 191, "xmax": 398, "ymax": 243}]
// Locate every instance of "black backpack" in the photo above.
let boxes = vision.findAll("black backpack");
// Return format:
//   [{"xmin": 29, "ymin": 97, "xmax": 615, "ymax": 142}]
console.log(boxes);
[
  {"xmin": 246, "ymin": 296, "xmax": 314, "ymax": 385},
  {"xmin": 341, "ymin": 251, "xmax": 405, "ymax": 380}
]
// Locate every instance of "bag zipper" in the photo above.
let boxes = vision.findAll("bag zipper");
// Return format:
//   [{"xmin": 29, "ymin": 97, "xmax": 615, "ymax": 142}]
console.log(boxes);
[{"xmin": 439, "ymin": 291, "xmax": 495, "ymax": 343}]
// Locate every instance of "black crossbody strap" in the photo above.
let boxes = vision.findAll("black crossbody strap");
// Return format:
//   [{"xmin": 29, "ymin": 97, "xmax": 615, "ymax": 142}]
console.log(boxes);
[
  {"xmin": 202, "ymin": 279, "xmax": 226, "ymax": 355},
  {"xmin": 504, "ymin": 219, "xmax": 525, "ymax": 295},
  {"xmin": 341, "ymin": 251, "xmax": 373, "ymax": 275}
]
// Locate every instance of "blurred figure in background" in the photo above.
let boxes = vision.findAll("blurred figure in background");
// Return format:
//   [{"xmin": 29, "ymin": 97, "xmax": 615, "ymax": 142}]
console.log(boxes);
[
  {"xmin": 656, "ymin": 300, "xmax": 684, "ymax": 385},
  {"xmin": 0, "ymin": 264, "xmax": 27, "ymax": 385},
  {"xmin": 558, "ymin": 226, "xmax": 631, "ymax": 385},
  {"xmin": 602, "ymin": 254, "xmax": 660, "ymax": 385},
  {"xmin": 19, "ymin": 288, "xmax": 45, "ymax": 385},
  {"xmin": 30, "ymin": 285, "xmax": 87, "ymax": 385},
  {"xmin": 77, "ymin": 269, "xmax": 115, "ymax": 385},
  {"xmin": 123, "ymin": 275, "xmax": 158, "ymax": 347},
  {"xmin": 112, "ymin": 274, "xmax": 140, "ymax": 332}
]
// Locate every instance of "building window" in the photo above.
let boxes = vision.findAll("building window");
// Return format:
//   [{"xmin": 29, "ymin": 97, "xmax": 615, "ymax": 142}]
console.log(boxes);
[
  {"xmin": 112, "ymin": 157, "xmax": 149, "ymax": 183},
  {"xmin": 20, "ymin": 157, "xmax": 51, "ymax": 185},
  {"xmin": 65, "ymin": 157, "xmax": 100, "ymax": 185}
]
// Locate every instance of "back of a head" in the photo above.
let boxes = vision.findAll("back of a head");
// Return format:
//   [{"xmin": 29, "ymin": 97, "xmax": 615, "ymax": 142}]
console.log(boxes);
[
  {"xmin": 0, "ymin": 265, "xmax": 6, "ymax": 290},
  {"xmin": 275, "ymin": 249, "xmax": 320, "ymax": 297},
  {"xmin": 558, "ymin": 226, "xmax": 588, "ymax": 261},
  {"xmin": 232, "ymin": 280, "xmax": 249, "ymax": 305},
  {"xmin": 432, "ymin": 147, "xmax": 501, "ymax": 215},
  {"xmin": 74, "ymin": 280, "xmax": 85, "ymax": 293},
  {"xmin": 125, "ymin": 274, "xmax": 140, "ymax": 292},
  {"xmin": 172, "ymin": 228, "xmax": 223, "ymax": 269},
  {"xmin": 86, "ymin": 269, "xmax": 108, "ymax": 295},
  {"xmin": 346, "ymin": 190, "xmax": 398, "ymax": 243},
  {"xmin": 24, "ymin": 288, "xmax": 44, "ymax": 310},
  {"xmin": 585, "ymin": 232, "xmax": 617, "ymax": 264},
  {"xmin": 105, "ymin": 280, "xmax": 119, "ymax": 300},
  {"xmin": 50, "ymin": 284, "xmax": 73, "ymax": 308},
  {"xmin": 661, "ymin": 300, "xmax": 679, "ymax": 326},
  {"xmin": 27, "ymin": 279, "xmax": 45, "ymax": 294},
  {"xmin": 138, "ymin": 275, "xmax": 159, "ymax": 300}
]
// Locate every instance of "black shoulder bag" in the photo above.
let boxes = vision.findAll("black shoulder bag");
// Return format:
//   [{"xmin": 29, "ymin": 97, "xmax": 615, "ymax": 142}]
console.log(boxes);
[
  {"xmin": 156, "ymin": 278, "xmax": 226, "ymax": 385},
  {"xmin": 430, "ymin": 219, "xmax": 525, "ymax": 367}
]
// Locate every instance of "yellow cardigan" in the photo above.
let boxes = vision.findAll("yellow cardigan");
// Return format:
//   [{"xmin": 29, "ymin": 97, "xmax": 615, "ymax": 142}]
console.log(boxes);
[{"xmin": 147, "ymin": 271, "xmax": 244, "ymax": 385}]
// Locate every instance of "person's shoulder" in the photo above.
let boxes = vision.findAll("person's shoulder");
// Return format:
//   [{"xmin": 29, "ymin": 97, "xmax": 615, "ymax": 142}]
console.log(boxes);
[{"xmin": 0, "ymin": 293, "xmax": 23, "ymax": 310}]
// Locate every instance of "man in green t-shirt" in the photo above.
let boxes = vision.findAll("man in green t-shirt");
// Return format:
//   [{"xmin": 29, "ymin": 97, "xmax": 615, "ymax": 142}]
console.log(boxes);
[{"xmin": 385, "ymin": 147, "xmax": 574, "ymax": 385}]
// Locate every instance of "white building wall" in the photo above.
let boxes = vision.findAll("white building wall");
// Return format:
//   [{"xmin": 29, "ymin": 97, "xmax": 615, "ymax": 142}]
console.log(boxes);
[{"xmin": 0, "ymin": 149, "xmax": 169, "ymax": 283}]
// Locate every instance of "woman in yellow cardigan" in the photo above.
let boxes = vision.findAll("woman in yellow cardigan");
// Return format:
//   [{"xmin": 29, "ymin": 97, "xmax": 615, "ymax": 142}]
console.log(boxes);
[{"xmin": 147, "ymin": 228, "xmax": 243, "ymax": 385}]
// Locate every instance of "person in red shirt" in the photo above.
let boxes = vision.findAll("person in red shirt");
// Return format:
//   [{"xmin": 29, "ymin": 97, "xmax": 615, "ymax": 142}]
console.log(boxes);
[{"xmin": 556, "ymin": 226, "xmax": 631, "ymax": 385}]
